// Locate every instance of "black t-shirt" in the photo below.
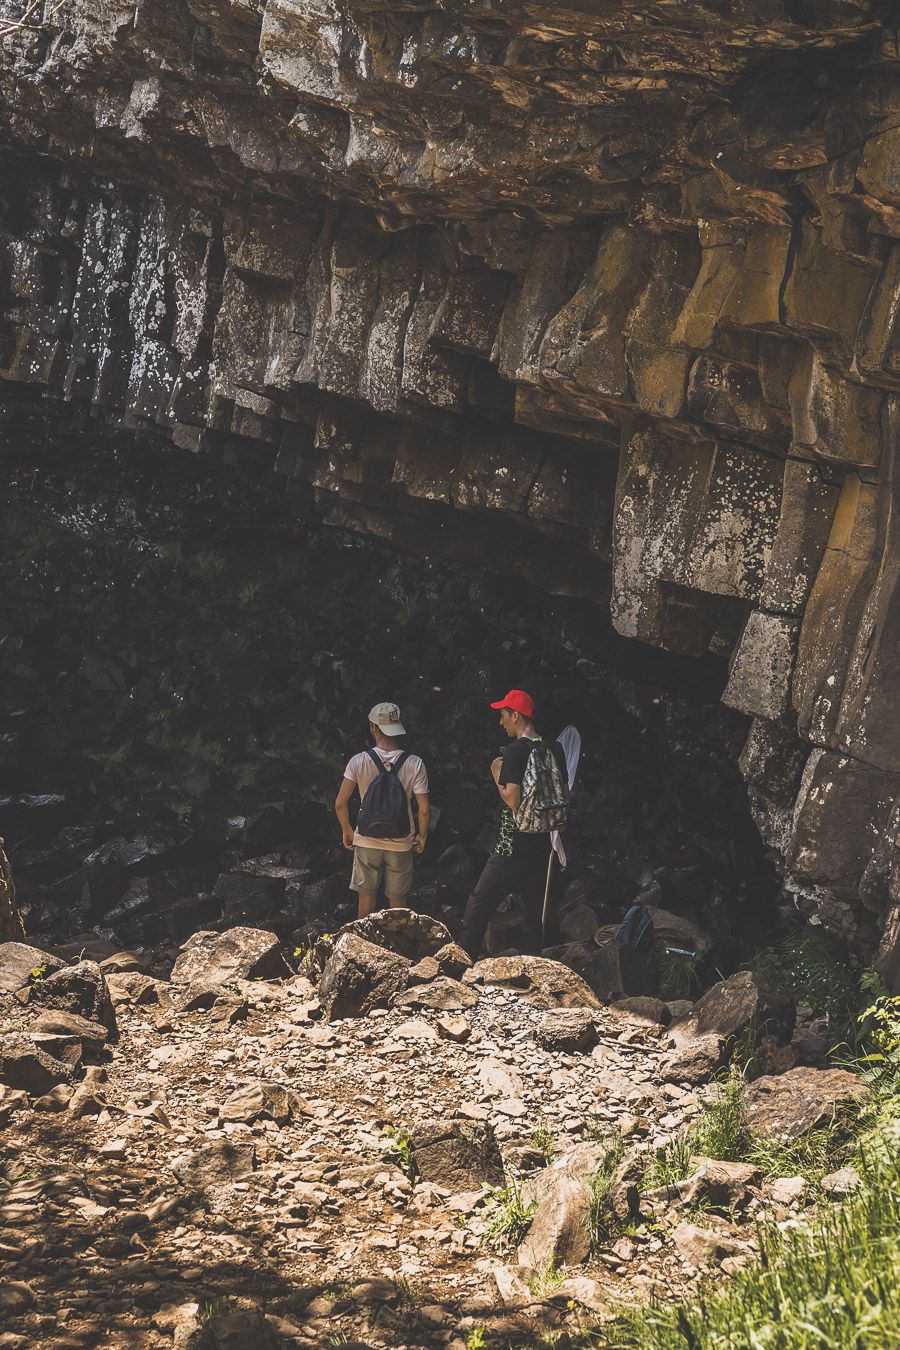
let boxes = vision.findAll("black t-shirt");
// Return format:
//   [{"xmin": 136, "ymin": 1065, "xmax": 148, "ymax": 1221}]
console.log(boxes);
[{"xmin": 495, "ymin": 736, "xmax": 567, "ymax": 856}]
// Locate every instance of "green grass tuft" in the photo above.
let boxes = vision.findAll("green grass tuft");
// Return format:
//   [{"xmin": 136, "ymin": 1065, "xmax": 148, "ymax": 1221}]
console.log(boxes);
[
  {"xmin": 484, "ymin": 1181, "xmax": 537, "ymax": 1252},
  {"xmin": 380, "ymin": 1126, "xmax": 416, "ymax": 1178},
  {"xmin": 691, "ymin": 1076, "xmax": 750, "ymax": 1163},
  {"xmin": 587, "ymin": 1135, "xmax": 626, "ymax": 1249},
  {"xmin": 642, "ymin": 1133, "xmax": 695, "ymax": 1192},
  {"xmin": 583, "ymin": 1146, "xmax": 900, "ymax": 1350}
]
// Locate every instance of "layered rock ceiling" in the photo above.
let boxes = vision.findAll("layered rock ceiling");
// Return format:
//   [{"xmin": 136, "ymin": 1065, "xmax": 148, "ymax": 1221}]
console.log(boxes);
[{"xmin": 0, "ymin": 1, "xmax": 899, "ymax": 973}]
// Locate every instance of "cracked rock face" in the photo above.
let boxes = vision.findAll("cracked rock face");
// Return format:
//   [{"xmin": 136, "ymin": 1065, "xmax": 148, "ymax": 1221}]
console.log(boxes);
[{"xmin": 0, "ymin": 1, "xmax": 898, "ymax": 972}]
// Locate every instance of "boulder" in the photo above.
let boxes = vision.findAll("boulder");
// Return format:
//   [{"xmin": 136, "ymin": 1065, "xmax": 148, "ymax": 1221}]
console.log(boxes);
[
  {"xmin": 68, "ymin": 1084, "xmax": 106, "ymax": 1119},
  {"xmin": 692, "ymin": 970, "xmax": 795, "ymax": 1045},
  {"xmin": 25, "ymin": 1032, "xmax": 83, "ymax": 1067},
  {"xmin": 170, "ymin": 928, "xmax": 289, "ymax": 986},
  {"xmin": 0, "ymin": 1086, "xmax": 29, "ymax": 1123},
  {"xmin": 0, "ymin": 1281, "xmax": 36, "ymax": 1315},
  {"xmin": 661, "ymin": 1032, "xmax": 724, "ymax": 1084},
  {"xmin": 105, "ymin": 971, "xmax": 162, "ymax": 1005},
  {"xmin": 534, "ymin": 1142, "xmax": 640, "ymax": 1237},
  {"xmin": 32, "ymin": 1011, "xmax": 108, "ymax": 1053},
  {"xmin": 336, "ymin": 909, "xmax": 452, "ymax": 960},
  {"xmin": 645, "ymin": 907, "xmax": 713, "ymax": 956},
  {"xmin": 662, "ymin": 970, "xmax": 795, "ymax": 1082},
  {"xmin": 613, "ymin": 996, "xmax": 672, "ymax": 1025},
  {"xmin": 536, "ymin": 1007, "xmax": 598, "ymax": 1052},
  {"xmin": 317, "ymin": 933, "xmax": 410, "ymax": 1020},
  {"xmin": 0, "ymin": 1033, "xmax": 73, "ymax": 1095},
  {"xmin": 37, "ymin": 961, "xmax": 117, "ymax": 1037},
  {"xmin": 172, "ymin": 1141, "xmax": 256, "ymax": 1190},
  {"xmin": 675, "ymin": 1159, "xmax": 760, "ymax": 1211},
  {"xmin": 434, "ymin": 942, "xmax": 473, "ymax": 979},
  {"xmin": 743, "ymin": 1067, "xmax": 868, "ymax": 1143},
  {"xmin": 820, "ymin": 1166, "xmax": 861, "ymax": 1197},
  {"xmin": 767, "ymin": 1175, "xmax": 810, "ymax": 1206},
  {"xmin": 542, "ymin": 941, "xmax": 623, "ymax": 1001},
  {"xmin": 671, "ymin": 1221, "xmax": 751, "ymax": 1269},
  {"xmin": 558, "ymin": 903, "xmax": 602, "ymax": 944},
  {"xmin": 187, "ymin": 1309, "xmax": 286, "ymax": 1350},
  {"xmin": 518, "ymin": 1174, "xmax": 591, "ymax": 1267},
  {"xmin": 436, "ymin": 1015, "xmax": 471, "ymax": 1042},
  {"xmin": 413, "ymin": 1120, "xmax": 504, "ymax": 1189},
  {"xmin": 219, "ymin": 1081, "xmax": 311, "ymax": 1126},
  {"xmin": 0, "ymin": 942, "xmax": 64, "ymax": 995},
  {"xmin": 392, "ymin": 977, "xmax": 478, "ymax": 1011},
  {"xmin": 407, "ymin": 956, "xmax": 440, "ymax": 982},
  {"xmin": 466, "ymin": 955, "xmax": 602, "ymax": 1009},
  {"xmin": 34, "ymin": 1083, "xmax": 74, "ymax": 1113}
]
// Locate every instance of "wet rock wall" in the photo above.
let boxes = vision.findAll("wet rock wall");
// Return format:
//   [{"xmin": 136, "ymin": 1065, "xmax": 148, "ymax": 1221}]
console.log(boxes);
[{"xmin": 0, "ymin": 0, "xmax": 898, "ymax": 971}]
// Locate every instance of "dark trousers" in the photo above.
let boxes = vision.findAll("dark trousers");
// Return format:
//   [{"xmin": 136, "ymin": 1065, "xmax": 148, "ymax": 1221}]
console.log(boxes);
[{"xmin": 460, "ymin": 834, "xmax": 551, "ymax": 959}]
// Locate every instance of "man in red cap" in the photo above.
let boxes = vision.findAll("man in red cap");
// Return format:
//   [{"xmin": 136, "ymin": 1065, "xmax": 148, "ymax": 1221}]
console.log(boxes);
[{"xmin": 459, "ymin": 689, "xmax": 568, "ymax": 958}]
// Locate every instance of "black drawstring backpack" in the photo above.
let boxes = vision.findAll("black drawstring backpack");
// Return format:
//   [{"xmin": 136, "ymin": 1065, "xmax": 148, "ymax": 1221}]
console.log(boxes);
[{"xmin": 355, "ymin": 750, "xmax": 410, "ymax": 839}]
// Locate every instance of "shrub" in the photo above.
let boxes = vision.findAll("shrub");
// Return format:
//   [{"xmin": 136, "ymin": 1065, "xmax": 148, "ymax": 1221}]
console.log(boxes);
[{"xmin": 751, "ymin": 929, "xmax": 859, "ymax": 1040}]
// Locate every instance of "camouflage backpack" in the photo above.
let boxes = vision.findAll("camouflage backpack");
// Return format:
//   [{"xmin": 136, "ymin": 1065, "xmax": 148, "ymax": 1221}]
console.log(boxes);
[{"xmin": 512, "ymin": 741, "xmax": 569, "ymax": 834}]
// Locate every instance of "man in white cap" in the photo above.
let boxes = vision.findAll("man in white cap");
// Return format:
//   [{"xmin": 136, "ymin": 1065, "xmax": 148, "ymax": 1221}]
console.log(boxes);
[{"xmin": 334, "ymin": 703, "xmax": 430, "ymax": 920}]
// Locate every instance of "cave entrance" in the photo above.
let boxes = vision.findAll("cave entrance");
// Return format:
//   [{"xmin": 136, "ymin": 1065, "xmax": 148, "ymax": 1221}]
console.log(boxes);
[{"xmin": 0, "ymin": 414, "xmax": 783, "ymax": 1000}]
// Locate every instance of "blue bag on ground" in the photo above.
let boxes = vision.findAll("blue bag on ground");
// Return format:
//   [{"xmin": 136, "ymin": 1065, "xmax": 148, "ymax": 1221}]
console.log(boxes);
[
  {"xmin": 615, "ymin": 902, "xmax": 655, "ymax": 952},
  {"xmin": 356, "ymin": 750, "xmax": 410, "ymax": 839}
]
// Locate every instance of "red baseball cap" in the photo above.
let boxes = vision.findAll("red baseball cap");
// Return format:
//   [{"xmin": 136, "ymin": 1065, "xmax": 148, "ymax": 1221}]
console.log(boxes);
[{"xmin": 490, "ymin": 689, "xmax": 535, "ymax": 716}]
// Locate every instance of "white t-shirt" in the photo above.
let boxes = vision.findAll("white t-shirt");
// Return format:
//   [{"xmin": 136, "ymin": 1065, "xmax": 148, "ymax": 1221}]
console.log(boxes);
[{"xmin": 343, "ymin": 747, "xmax": 429, "ymax": 852}]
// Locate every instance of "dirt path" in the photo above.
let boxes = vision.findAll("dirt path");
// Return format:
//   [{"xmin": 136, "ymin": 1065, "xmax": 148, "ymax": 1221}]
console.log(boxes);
[{"xmin": 0, "ymin": 960, "xmax": 716, "ymax": 1348}]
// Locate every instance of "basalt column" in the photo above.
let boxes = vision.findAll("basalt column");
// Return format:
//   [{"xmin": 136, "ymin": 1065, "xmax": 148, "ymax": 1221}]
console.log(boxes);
[{"xmin": 1, "ymin": 1, "xmax": 898, "ymax": 976}]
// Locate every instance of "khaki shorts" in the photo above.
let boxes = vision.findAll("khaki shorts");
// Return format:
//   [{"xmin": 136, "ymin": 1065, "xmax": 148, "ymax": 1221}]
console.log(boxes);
[{"xmin": 350, "ymin": 846, "xmax": 414, "ymax": 899}]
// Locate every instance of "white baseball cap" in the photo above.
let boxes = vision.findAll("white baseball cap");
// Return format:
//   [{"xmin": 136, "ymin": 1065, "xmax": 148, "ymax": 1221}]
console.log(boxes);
[{"xmin": 368, "ymin": 702, "xmax": 406, "ymax": 736}]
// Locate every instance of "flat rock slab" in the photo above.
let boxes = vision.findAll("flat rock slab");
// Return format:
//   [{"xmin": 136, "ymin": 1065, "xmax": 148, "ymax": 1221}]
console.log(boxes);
[
  {"xmin": 536, "ymin": 1007, "xmax": 598, "ymax": 1052},
  {"xmin": 172, "ymin": 1141, "xmax": 256, "ymax": 1190},
  {"xmin": 219, "ymin": 1080, "xmax": 310, "ymax": 1126},
  {"xmin": 32, "ymin": 1010, "xmax": 108, "ymax": 1051},
  {"xmin": 170, "ymin": 927, "xmax": 289, "ymax": 986},
  {"xmin": 393, "ymin": 977, "xmax": 478, "ymax": 1011},
  {"xmin": 743, "ymin": 1067, "xmax": 868, "ymax": 1143}
]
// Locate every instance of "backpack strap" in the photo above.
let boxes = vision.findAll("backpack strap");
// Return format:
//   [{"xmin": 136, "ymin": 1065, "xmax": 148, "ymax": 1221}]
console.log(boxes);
[
  {"xmin": 367, "ymin": 749, "xmax": 410, "ymax": 775},
  {"xmin": 367, "ymin": 748, "xmax": 388, "ymax": 775}
]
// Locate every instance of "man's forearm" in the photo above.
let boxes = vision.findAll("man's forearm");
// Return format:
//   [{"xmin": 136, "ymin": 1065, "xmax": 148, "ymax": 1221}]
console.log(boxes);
[{"xmin": 417, "ymin": 805, "xmax": 431, "ymax": 839}]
